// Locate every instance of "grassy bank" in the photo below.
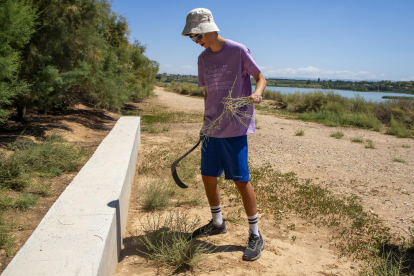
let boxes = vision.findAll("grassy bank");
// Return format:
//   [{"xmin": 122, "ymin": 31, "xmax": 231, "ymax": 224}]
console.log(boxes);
[
  {"xmin": 0, "ymin": 134, "xmax": 90, "ymax": 256},
  {"xmin": 160, "ymin": 82, "xmax": 414, "ymax": 139}
]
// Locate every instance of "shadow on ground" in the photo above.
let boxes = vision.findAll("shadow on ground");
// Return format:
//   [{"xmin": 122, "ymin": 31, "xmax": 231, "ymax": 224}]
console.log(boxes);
[
  {"xmin": 0, "ymin": 107, "xmax": 117, "ymax": 149},
  {"xmin": 120, "ymin": 232, "xmax": 245, "ymax": 273}
]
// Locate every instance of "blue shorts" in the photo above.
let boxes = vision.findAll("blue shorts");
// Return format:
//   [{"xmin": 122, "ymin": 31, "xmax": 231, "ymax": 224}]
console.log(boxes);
[{"xmin": 201, "ymin": 135, "xmax": 249, "ymax": 182}]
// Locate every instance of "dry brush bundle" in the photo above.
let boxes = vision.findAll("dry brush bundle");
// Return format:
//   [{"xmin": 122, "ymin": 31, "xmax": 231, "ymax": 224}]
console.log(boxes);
[{"xmin": 202, "ymin": 76, "xmax": 253, "ymax": 137}]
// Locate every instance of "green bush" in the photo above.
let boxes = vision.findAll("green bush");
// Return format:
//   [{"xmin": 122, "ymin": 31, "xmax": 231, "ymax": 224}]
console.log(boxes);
[
  {"xmin": 0, "ymin": 135, "xmax": 89, "ymax": 191},
  {"xmin": 386, "ymin": 118, "xmax": 412, "ymax": 138}
]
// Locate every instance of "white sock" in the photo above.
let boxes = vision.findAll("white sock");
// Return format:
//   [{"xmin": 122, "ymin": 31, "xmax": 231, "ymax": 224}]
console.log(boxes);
[
  {"xmin": 248, "ymin": 214, "xmax": 259, "ymax": 236},
  {"xmin": 210, "ymin": 205, "xmax": 223, "ymax": 226}
]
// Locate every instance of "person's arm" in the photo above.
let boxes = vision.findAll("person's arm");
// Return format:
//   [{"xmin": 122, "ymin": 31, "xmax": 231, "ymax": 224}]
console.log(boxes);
[{"xmin": 249, "ymin": 73, "xmax": 266, "ymax": 104}]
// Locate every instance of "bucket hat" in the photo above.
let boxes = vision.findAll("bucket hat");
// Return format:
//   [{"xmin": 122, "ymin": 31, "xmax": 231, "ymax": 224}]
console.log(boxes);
[{"xmin": 182, "ymin": 8, "xmax": 220, "ymax": 36}]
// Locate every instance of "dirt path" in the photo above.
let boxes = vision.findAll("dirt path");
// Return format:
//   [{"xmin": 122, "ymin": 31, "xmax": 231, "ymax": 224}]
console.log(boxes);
[{"xmin": 116, "ymin": 87, "xmax": 413, "ymax": 275}]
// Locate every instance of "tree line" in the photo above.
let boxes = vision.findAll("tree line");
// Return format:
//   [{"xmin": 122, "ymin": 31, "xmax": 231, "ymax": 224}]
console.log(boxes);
[
  {"xmin": 319, "ymin": 80, "xmax": 414, "ymax": 94},
  {"xmin": 0, "ymin": 0, "xmax": 159, "ymax": 123},
  {"xmin": 265, "ymin": 78, "xmax": 414, "ymax": 94}
]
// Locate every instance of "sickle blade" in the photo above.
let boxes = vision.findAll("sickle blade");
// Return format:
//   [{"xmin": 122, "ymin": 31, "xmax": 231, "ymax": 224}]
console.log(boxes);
[{"xmin": 170, "ymin": 139, "xmax": 201, "ymax": 189}]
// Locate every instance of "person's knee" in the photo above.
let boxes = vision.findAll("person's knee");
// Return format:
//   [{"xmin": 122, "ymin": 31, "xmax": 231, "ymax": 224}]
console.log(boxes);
[
  {"xmin": 202, "ymin": 175, "xmax": 218, "ymax": 185},
  {"xmin": 234, "ymin": 180, "xmax": 250, "ymax": 190}
]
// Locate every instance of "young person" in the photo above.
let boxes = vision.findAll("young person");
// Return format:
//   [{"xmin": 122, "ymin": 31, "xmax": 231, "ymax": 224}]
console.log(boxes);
[{"xmin": 182, "ymin": 8, "xmax": 267, "ymax": 261}]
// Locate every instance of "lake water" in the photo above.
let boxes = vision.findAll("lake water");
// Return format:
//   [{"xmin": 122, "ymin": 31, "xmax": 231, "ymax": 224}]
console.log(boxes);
[{"xmin": 253, "ymin": 86, "xmax": 413, "ymax": 103}]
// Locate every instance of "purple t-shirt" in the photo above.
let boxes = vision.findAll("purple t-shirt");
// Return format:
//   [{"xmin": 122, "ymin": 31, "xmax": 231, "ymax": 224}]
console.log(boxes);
[{"xmin": 198, "ymin": 39, "xmax": 261, "ymax": 138}]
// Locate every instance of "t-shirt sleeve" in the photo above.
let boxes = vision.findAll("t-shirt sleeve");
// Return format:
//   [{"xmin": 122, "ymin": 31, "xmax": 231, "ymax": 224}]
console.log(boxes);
[
  {"xmin": 241, "ymin": 47, "xmax": 261, "ymax": 76},
  {"xmin": 198, "ymin": 56, "xmax": 205, "ymax": 87}
]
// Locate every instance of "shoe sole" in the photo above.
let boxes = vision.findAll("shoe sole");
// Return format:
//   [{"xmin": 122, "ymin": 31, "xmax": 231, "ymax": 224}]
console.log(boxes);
[{"xmin": 242, "ymin": 239, "xmax": 265, "ymax": 261}]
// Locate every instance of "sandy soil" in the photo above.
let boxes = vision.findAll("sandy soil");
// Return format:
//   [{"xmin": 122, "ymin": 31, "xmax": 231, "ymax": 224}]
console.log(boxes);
[{"xmin": 116, "ymin": 87, "xmax": 413, "ymax": 275}]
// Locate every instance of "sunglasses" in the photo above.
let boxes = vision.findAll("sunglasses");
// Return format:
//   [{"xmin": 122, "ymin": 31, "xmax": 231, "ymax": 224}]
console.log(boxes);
[{"xmin": 189, "ymin": 33, "xmax": 204, "ymax": 42}]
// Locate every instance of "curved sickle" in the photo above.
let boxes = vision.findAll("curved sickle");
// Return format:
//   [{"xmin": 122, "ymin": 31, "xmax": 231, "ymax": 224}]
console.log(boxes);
[{"xmin": 171, "ymin": 139, "xmax": 202, "ymax": 189}]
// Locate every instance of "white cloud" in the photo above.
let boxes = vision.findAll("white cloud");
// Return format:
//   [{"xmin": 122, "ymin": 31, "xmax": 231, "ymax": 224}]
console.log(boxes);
[
  {"xmin": 261, "ymin": 66, "xmax": 377, "ymax": 80},
  {"xmin": 180, "ymin": 65, "xmax": 196, "ymax": 69},
  {"xmin": 159, "ymin": 64, "xmax": 197, "ymax": 75},
  {"xmin": 400, "ymin": 76, "xmax": 414, "ymax": 81}
]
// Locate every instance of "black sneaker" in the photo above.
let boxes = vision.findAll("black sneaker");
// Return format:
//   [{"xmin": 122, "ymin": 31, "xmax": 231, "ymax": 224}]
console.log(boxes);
[
  {"xmin": 190, "ymin": 219, "xmax": 227, "ymax": 239},
  {"xmin": 242, "ymin": 231, "xmax": 265, "ymax": 261}
]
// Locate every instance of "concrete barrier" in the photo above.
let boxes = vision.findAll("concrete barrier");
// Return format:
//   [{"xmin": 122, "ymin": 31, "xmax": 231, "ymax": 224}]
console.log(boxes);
[{"xmin": 2, "ymin": 117, "xmax": 141, "ymax": 276}]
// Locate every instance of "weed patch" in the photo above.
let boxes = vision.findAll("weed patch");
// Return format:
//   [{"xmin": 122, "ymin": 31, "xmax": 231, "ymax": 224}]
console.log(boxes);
[
  {"xmin": 1, "ymin": 136, "xmax": 89, "ymax": 188},
  {"xmin": 140, "ymin": 178, "xmax": 174, "ymax": 211},
  {"xmin": 295, "ymin": 129, "xmax": 305, "ymax": 136},
  {"xmin": 0, "ymin": 211, "xmax": 15, "ymax": 257},
  {"xmin": 393, "ymin": 157, "xmax": 407, "ymax": 163},
  {"xmin": 137, "ymin": 211, "xmax": 210, "ymax": 269},
  {"xmin": 360, "ymin": 240, "xmax": 414, "ymax": 275},
  {"xmin": 330, "ymin": 131, "xmax": 344, "ymax": 139},
  {"xmin": 351, "ymin": 137, "xmax": 364, "ymax": 143},
  {"xmin": 365, "ymin": 139, "xmax": 376, "ymax": 149}
]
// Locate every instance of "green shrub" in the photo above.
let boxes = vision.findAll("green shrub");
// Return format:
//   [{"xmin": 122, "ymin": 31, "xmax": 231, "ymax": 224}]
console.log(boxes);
[
  {"xmin": 386, "ymin": 118, "xmax": 412, "ymax": 138},
  {"xmin": 330, "ymin": 131, "xmax": 344, "ymax": 139},
  {"xmin": 13, "ymin": 193, "xmax": 37, "ymax": 210},
  {"xmin": 1, "ymin": 135, "xmax": 89, "ymax": 191},
  {"xmin": 0, "ymin": 211, "xmax": 15, "ymax": 256}
]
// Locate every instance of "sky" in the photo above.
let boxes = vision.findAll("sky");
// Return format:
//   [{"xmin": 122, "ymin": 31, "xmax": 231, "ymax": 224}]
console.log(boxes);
[{"xmin": 111, "ymin": 0, "xmax": 414, "ymax": 82}]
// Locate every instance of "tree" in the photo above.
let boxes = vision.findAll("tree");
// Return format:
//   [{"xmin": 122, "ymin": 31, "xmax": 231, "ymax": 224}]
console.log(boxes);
[
  {"xmin": 2, "ymin": 0, "xmax": 159, "ymax": 122},
  {"xmin": 0, "ymin": 0, "xmax": 36, "ymax": 123}
]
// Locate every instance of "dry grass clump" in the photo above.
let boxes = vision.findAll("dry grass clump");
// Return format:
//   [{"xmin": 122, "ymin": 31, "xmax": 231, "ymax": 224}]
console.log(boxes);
[
  {"xmin": 138, "ymin": 211, "xmax": 211, "ymax": 269},
  {"xmin": 295, "ymin": 129, "xmax": 305, "ymax": 136},
  {"xmin": 140, "ymin": 177, "xmax": 174, "ymax": 211},
  {"xmin": 365, "ymin": 139, "xmax": 376, "ymax": 149}
]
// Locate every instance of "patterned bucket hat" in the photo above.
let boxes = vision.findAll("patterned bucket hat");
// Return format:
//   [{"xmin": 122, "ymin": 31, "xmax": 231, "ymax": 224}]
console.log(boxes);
[{"xmin": 182, "ymin": 8, "xmax": 220, "ymax": 36}]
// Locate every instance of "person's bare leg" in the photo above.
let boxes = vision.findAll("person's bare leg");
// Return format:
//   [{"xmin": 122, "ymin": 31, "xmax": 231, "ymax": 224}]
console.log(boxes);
[
  {"xmin": 202, "ymin": 175, "xmax": 221, "ymax": 206},
  {"xmin": 234, "ymin": 181, "xmax": 257, "ymax": 216}
]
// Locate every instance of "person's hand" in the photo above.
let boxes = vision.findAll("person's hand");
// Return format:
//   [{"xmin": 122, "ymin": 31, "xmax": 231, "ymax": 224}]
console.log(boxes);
[{"xmin": 249, "ymin": 94, "xmax": 262, "ymax": 104}]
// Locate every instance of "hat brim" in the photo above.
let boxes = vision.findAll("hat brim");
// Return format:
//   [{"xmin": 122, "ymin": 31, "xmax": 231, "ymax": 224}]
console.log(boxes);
[{"xmin": 182, "ymin": 22, "xmax": 220, "ymax": 36}]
